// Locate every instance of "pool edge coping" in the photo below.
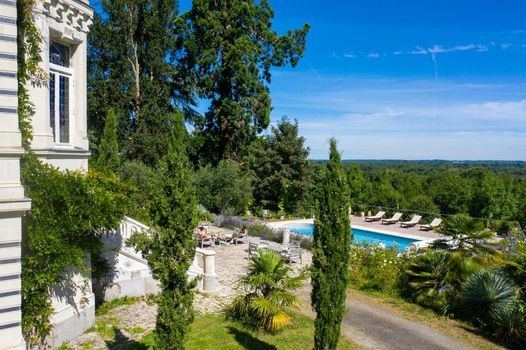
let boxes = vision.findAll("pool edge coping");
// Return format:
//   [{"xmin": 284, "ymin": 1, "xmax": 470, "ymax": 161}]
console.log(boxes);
[{"xmin": 267, "ymin": 219, "xmax": 438, "ymax": 242}]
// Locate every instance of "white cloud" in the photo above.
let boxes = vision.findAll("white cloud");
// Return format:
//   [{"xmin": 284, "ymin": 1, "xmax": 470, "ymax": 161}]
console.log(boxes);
[
  {"xmin": 343, "ymin": 53, "xmax": 357, "ymax": 58},
  {"xmin": 408, "ymin": 43, "xmax": 488, "ymax": 56},
  {"xmin": 367, "ymin": 52, "xmax": 380, "ymax": 58},
  {"xmin": 501, "ymin": 43, "xmax": 512, "ymax": 49}
]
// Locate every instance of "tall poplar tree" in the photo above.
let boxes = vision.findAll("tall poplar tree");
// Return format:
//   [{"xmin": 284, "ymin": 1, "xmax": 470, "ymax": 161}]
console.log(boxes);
[
  {"xmin": 88, "ymin": 0, "xmax": 193, "ymax": 166},
  {"xmin": 128, "ymin": 113, "xmax": 198, "ymax": 348},
  {"xmin": 183, "ymin": 0, "xmax": 310, "ymax": 164},
  {"xmin": 311, "ymin": 139, "xmax": 352, "ymax": 350}
]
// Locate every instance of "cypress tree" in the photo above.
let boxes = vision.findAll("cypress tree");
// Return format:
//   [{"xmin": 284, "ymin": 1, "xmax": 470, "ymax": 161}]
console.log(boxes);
[
  {"xmin": 128, "ymin": 112, "xmax": 198, "ymax": 348},
  {"xmin": 311, "ymin": 138, "xmax": 352, "ymax": 350},
  {"xmin": 96, "ymin": 109, "xmax": 120, "ymax": 173}
]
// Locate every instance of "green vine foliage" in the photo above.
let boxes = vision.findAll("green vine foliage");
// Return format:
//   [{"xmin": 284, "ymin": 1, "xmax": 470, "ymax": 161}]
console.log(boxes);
[
  {"xmin": 17, "ymin": 0, "xmax": 46, "ymax": 148},
  {"xmin": 21, "ymin": 154, "xmax": 131, "ymax": 345}
]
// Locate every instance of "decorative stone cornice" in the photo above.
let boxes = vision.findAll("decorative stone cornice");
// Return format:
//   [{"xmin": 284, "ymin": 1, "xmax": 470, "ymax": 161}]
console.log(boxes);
[{"xmin": 40, "ymin": 0, "xmax": 94, "ymax": 34}]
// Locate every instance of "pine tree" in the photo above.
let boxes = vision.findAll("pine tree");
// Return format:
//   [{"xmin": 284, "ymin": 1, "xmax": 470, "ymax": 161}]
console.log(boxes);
[
  {"xmin": 183, "ymin": 0, "xmax": 310, "ymax": 164},
  {"xmin": 96, "ymin": 109, "xmax": 120, "ymax": 172},
  {"xmin": 311, "ymin": 139, "xmax": 352, "ymax": 350},
  {"xmin": 128, "ymin": 112, "xmax": 198, "ymax": 348}
]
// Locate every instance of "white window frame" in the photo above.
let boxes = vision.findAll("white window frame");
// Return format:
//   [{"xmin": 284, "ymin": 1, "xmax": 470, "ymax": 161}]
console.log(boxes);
[{"xmin": 49, "ymin": 44, "xmax": 74, "ymax": 146}]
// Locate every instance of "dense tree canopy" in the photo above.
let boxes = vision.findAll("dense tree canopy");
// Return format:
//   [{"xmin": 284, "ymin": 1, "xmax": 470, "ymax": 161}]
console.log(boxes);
[
  {"xmin": 342, "ymin": 163, "xmax": 525, "ymax": 229},
  {"xmin": 88, "ymin": 0, "xmax": 193, "ymax": 166},
  {"xmin": 194, "ymin": 159, "xmax": 253, "ymax": 215},
  {"xmin": 245, "ymin": 117, "xmax": 311, "ymax": 213},
  {"xmin": 183, "ymin": 0, "xmax": 310, "ymax": 164}
]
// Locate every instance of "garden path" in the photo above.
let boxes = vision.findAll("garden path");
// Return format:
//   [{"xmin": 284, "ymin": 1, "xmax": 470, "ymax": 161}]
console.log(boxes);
[{"xmin": 296, "ymin": 286, "xmax": 483, "ymax": 350}]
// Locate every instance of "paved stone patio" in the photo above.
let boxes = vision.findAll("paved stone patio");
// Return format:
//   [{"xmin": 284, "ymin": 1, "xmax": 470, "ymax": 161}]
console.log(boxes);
[{"xmin": 194, "ymin": 239, "xmax": 312, "ymax": 314}]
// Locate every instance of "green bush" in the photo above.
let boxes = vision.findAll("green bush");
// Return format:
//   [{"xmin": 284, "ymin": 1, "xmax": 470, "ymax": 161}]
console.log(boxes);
[
  {"xmin": 348, "ymin": 245, "xmax": 404, "ymax": 295},
  {"xmin": 461, "ymin": 269, "xmax": 516, "ymax": 326},
  {"xmin": 118, "ymin": 160, "xmax": 163, "ymax": 224},
  {"xmin": 502, "ymin": 240, "xmax": 526, "ymax": 302},
  {"xmin": 490, "ymin": 301, "xmax": 526, "ymax": 346},
  {"xmin": 399, "ymin": 251, "xmax": 476, "ymax": 313},
  {"xmin": 194, "ymin": 160, "xmax": 253, "ymax": 215},
  {"xmin": 226, "ymin": 250, "xmax": 307, "ymax": 332},
  {"xmin": 21, "ymin": 155, "xmax": 130, "ymax": 345}
]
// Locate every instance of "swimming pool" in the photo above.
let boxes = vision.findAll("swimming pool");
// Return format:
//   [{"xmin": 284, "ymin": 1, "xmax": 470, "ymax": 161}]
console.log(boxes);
[{"xmin": 287, "ymin": 224, "xmax": 419, "ymax": 251}]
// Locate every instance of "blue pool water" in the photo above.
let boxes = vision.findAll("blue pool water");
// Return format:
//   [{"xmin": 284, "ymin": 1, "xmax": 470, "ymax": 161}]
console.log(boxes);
[{"xmin": 287, "ymin": 224, "xmax": 419, "ymax": 251}]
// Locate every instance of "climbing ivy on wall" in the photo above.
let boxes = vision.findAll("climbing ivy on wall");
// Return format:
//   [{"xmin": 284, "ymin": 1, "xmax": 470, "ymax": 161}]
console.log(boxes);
[
  {"xmin": 21, "ymin": 155, "xmax": 131, "ymax": 345},
  {"xmin": 17, "ymin": 2, "xmax": 132, "ymax": 346},
  {"xmin": 17, "ymin": 0, "xmax": 46, "ymax": 148}
]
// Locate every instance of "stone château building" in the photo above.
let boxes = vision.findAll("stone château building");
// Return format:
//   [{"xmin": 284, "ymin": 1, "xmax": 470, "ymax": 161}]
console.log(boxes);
[{"xmin": 0, "ymin": 0, "xmax": 93, "ymax": 348}]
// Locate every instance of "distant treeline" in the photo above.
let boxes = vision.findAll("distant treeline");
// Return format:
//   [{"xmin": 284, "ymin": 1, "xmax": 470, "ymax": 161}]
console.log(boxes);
[
  {"xmin": 310, "ymin": 160, "xmax": 526, "ymax": 176},
  {"xmin": 306, "ymin": 160, "xmax": 526, "ymax": 231}
]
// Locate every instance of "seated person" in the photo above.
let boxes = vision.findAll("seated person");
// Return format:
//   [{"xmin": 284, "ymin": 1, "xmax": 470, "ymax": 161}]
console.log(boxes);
[
  {"xmin": 196, "ymin": 226, "xmax": 211, "ymax": 240},
  {"xmin": 239, "ymin": 225, "xmax": 248, "ymax": 236}
]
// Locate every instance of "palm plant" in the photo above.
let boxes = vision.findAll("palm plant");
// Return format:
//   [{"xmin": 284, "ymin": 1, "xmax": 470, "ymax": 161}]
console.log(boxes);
[
  {"xmin": 432, "ymin": 214, "xmax": 497, "ymax": 257},
  {"xmin": 401, "ymin": 251, "xmax": 475, "ymax": 311},
  {"xmin": 462, "ymin": 269, "xmax": 516, "ymax": 325},
  {"xmin": 226, "ymin": 249, "xmax": 308, "ymax": 332}
]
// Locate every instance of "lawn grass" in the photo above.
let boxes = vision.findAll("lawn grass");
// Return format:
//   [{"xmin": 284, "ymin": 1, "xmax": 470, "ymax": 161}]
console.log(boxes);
[
  {"xmin": 138, "ymin": 312, "xmax": 357, "ymax": 349},
  {"xmin": 96, "ymin": 296, "xmax": 144, "ymax": 315}
]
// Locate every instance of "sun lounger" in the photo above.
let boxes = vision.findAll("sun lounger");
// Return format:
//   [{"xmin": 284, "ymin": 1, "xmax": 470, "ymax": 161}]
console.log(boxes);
[
  {"xmin": 382, "ymin": 212, "xmax": 403, "ymax": 225},
  {"xmin": 420, "ymin": 218, "xmax": 442, "ymax": 231},
  {"xmin": 365, "ymin": 211, "xmax": 385, "ymax": 222},
  {"xmin": 400, "ymin": 215, "xmax": 422, "ymax": 228}
]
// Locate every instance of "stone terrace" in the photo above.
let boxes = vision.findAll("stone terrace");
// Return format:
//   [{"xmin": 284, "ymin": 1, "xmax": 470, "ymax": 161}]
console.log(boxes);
[{"xmin": 194, "ymin": 238, "xmax": 312, "ymax": 314}]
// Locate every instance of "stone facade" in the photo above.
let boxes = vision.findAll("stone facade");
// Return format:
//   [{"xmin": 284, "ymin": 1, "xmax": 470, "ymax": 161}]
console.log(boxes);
[
  {"xmin": 0, "ymin": 1, "xmax": 32, "ymax": 349},
  {"xmin": 30, "ymin": 0, "xmax": 93, "ymax": 171},
  {"xmin": 30, "ymin": 0, "xmax": 95, "ymax": 346},
  {"xmin": 0, "ymin": 0, "xmax": 93, "ymax": 348}
]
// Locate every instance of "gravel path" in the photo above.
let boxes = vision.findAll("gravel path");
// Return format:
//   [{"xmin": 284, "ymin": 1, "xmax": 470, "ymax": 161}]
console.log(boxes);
[
  {"xmin": 297, "ymin": 286, "xmax": 475, "ymax": 350},
  {"xmin": 344, "ymin": 296, "xmax": 473, "ymax": 350}
]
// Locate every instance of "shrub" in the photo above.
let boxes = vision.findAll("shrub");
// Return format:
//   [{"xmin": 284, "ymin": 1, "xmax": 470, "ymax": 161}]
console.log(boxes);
[
  {"xmin": 348, "ymin": 245, "xmax": 404, "ymax": 295},
  {"xmin": 490, "ymin": 301, "xmax": 526, "ymax": 346},
  {"xmin": 502, "ymin": 240, "xmax": 526, "ymax": 302},
  {"xmin": 194, "ymin": 160, "xmax": 253, "ymax": 215},
  {"xmin": 118, "ymin": 160, "xmax": 163, "ymax": 224},
  {"xmin": 461, "ymin": 269, "xmax": 516, "ymax": 326},
  {"xmin": 226, "ymin": 250, "xmax": 307, "ymax": 332},
  {"xmin": 399, "ymin": 251, "xmax": 475, "ymax": 313},
  {"xmin": 21, "ymin": 155, "xmax": 130, "ymax": 345}
]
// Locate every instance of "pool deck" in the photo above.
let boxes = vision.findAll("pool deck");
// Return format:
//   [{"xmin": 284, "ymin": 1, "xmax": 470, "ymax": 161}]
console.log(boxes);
[{"xmin": 267, "ymin": 216, "xmax": 441, "ymax": 242}]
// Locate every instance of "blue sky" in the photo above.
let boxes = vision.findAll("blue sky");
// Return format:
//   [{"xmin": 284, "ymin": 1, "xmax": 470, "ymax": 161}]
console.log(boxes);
[{"xmin": 111, "ymin": 1, "xmax": 526, "ymax": 160}]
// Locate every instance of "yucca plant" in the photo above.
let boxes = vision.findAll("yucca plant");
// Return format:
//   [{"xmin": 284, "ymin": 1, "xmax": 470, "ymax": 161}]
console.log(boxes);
[
  {"xmin": 462, "ymin": 269, "xmax": 516, "ymax": 326},
  {"xmin": 490, "ymin": 301, "xmax": 526, "ymax": 346},
  {"xmin": 226, "ymin": 249, "xmax": 308, "ymax": 332}
]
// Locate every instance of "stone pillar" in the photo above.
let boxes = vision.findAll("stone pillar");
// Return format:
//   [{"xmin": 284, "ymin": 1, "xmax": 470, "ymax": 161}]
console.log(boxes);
[
  {"xmin": 282, "ymin": 228, "xmax": 291, "ymax": 245},
  {"xmin": 199, "ymin": 249, "xmax": 218, "ymax": 292},
  {"xmin": 0, "ymin": 1, "xmax": 32, "ymax": 349}
]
